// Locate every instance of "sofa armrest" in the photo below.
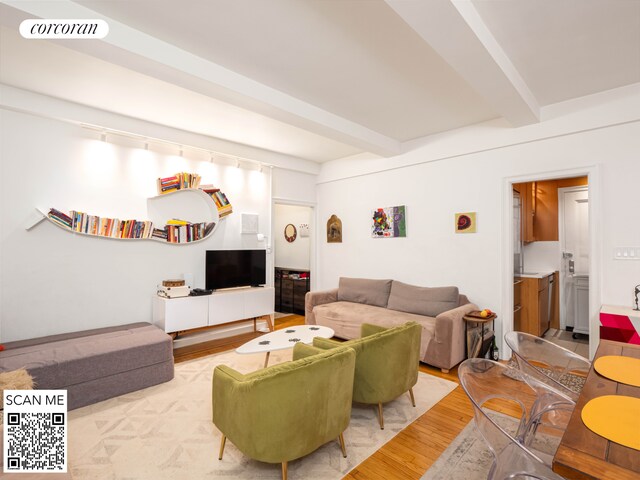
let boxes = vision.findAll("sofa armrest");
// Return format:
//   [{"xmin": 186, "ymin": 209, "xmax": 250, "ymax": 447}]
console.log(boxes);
[
  {"xmin": 305, "ymin": 288, "xmax": 338, "ymax": 325},
  {"xmin": 292, "ymin": 343, "xmax": 324, "ymax": 360},
  {"xmin": 427, "ymin": 302, "xmax": 478, "ymax": 370},
  {"xmin": 434, "ymin": 303, "xmax": 477, "ymax": 342}
]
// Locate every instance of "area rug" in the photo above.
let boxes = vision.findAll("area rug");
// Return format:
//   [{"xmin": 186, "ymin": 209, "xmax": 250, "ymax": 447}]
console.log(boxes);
[
  {"xmin": 421, "ymin": 411, "xmax": 561, "ymax": 479},
  {"xmin": 68, "ymin": 349, "xmax": 457, "ymax": 479}
]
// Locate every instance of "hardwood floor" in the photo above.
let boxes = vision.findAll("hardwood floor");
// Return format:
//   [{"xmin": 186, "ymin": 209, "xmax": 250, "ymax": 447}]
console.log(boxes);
[{"xmin": 173, "ymin": 315, "xmax": 520, "ymax": 479}]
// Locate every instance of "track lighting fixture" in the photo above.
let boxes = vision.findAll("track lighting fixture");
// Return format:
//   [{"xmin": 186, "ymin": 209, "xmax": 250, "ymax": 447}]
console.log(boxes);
[{"xmin": 81, "ymin": 124, "xmax": 269, "ymax": 171}]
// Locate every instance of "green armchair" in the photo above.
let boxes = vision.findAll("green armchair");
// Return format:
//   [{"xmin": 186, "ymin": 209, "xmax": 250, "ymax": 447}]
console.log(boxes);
[
  {"xmin": 297, "ymin": 321, "xmax": 421, "ymax": 429},
  {"xmin": 212, "ymin": 344, "xmax": 356, "ymax": 480}
]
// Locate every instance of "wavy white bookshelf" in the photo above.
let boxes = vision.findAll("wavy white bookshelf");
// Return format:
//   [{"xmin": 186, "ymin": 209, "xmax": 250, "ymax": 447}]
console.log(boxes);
[{"xmin": 28, "ymin": 188, "xmax": 226, "ymax": 245}]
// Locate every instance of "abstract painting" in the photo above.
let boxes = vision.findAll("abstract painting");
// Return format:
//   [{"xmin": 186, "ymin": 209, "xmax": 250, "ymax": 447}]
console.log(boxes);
[
  {"xmin": 455, "ymin": 212, "xmax": 477, "ymax": 233},
  {"xmin": 372, "ymin": 205, "xmax": 406, "ymax": 238}
]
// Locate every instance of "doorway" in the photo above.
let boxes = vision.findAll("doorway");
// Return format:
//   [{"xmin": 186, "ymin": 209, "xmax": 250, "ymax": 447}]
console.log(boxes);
[
  {"xmin": 510, "ymin": 175, "xmax": 590, "ymax": 358},
  {"xmin": 272, "ymin": 203, "xmax": 313, "ymax": 319},
  {"xmin": 559, "ymin": 186, "xmax": 589, "ymax": 337}
]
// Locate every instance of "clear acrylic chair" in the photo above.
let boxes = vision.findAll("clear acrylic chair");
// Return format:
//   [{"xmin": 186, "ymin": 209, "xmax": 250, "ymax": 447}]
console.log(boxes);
[
  {"xmin": 458, "ymin": 358, "xmax": 574, "ymax": 479},
  {"xmin": 505, "ymin": 331, "xmax": 591, "ymax": 402}
]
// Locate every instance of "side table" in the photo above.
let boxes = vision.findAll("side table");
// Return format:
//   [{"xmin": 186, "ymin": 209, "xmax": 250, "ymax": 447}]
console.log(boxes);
[{"xmin": 463, "ymin": 313, "xmax": 497, "ymax": 359}]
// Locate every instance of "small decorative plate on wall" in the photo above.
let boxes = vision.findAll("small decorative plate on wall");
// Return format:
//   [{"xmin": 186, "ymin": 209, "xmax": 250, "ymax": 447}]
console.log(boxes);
[{"xmin": 284, "ymin": 223, "xmax": 297, "ymax": 242}]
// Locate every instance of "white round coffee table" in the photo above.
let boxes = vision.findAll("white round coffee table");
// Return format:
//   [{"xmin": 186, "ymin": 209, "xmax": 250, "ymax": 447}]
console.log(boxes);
[{"xmin": 236, "ymin": 325, "xmax": 334, "ymax": 368}]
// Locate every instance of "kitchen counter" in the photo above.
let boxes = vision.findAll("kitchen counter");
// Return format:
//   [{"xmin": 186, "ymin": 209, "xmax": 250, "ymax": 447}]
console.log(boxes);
[{"xmin": 515, "ymin": 271, "xmax": 554, "ymax": 279}]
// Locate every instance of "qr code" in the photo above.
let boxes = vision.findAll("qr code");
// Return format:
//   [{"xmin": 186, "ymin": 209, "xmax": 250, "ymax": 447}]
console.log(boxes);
[{"xmin": 3, "ymin": 390, "xmax": 67, "ymax": 473}]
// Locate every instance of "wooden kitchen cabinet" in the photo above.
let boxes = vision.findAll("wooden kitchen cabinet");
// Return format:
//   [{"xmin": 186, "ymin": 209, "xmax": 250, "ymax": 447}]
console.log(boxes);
[
  {"xmin": 518, "ymin": 273, "xmax": 557, "ymax": 337},
  {"xmin": 519, "ymin": 181, "xmax": 536, "ymax": 243},
  {"xmin": 514, "ymin": 177, "xmax": 587, "ymax": 243},
  {"xmin": 514, "ymin": 279, "xmax": 523, "ymax": 331}
]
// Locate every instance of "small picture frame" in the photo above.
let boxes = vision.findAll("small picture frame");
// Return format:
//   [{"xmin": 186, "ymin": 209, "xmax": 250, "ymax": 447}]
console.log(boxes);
[
  {"xmin": 455, "ymin": 212, "xmax": 477, "ymax": 233},
  {"xmin": 327, "ymin": 215, "xmax": 342, "ymax": 243},
  {"xmin": 284, "ymin": 223, "xmax": 297, "ymax": 242}
]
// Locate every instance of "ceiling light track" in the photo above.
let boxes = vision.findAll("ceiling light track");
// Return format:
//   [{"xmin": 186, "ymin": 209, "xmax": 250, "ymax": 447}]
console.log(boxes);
[{"xmin": 79, "ymin": 123, "xmax": 267, "ymax": 172}]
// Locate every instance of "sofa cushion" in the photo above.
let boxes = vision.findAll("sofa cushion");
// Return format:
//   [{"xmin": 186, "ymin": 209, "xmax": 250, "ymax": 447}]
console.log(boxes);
[
  {"xmin": 338, "ymin": 277, "xmax": 392, "ymax": 307},
  {"xmin": 387, "ymin": 281, "xmax": 459, "ymax": 317},
  {"xmin": 312, "ymin": 301, "xmax": 436, "ymax": 361}
]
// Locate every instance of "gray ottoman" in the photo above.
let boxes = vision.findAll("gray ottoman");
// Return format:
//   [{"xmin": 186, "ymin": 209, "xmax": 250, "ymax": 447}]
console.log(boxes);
[{"xmin": 0, "ymin": 322, "xmax": 174, "ymax": 410}]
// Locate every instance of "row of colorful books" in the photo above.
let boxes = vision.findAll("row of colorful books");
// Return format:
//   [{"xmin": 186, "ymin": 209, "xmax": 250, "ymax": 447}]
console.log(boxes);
[
  {"xmin": 166, "ymin": 222, "xmax": 216, "ymax": 243},
  {"xmin": 156, "ymin": 172, "xmax": 202, "ymax": 195},
  {"xmin": 47, "ymin": 209, "xmax": 215, "ymax": 242},
  {"xmin": 199, "ymin": 184, "xmax": 233, "ymax": 218}
]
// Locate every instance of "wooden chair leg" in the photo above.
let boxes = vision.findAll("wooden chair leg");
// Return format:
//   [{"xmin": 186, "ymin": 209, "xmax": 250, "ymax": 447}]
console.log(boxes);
[
  {"xmin": 409, "ymin": 387, "xmax": 416, "ymax": 407},
  {"xmin": 218, "ymin": 435, "xmax": 226, "ymax": 460},
  {"xmin": 282, "ymin": 461, "xmax": 288, "ymax": 480},
  {"xmin": 377, "ymin": 403, "xmax": 384, "ymax": 430},
  {"xmin": 338, "ymin": 432, "xmax": 347, "ymax": 458}
]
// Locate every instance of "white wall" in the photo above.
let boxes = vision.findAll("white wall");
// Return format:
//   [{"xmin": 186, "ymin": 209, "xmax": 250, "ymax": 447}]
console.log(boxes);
[
  {"xmin": 0, "ymin": 109, "xmax": 273, "ymax": 342},
  {"xmin": 272, "ymin": 168, "xmax": 317, "ymax": 204},
  {"xmin": 274, "ymin": 204, "xmax": 311, "ymax": 270},
  {"xmin": 316, "ymin": 88, "xmax": 640, "ymax": 356},
  {"xmin": 523, "ymin": 242, "xmax": 561, "ymax": 273}
]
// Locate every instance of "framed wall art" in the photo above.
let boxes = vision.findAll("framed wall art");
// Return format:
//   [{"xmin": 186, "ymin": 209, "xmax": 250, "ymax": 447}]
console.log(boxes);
[
  {"xmin": 326, "ymin": 214, "xmax": 342, "ymax": 243},
  {"xmin": 284, "ymin": 223, "xmax": 297, "ymax": 242},
  {"xmin": 372, "ymin": 205, "xmax": 406, "ymax": 238},
  {"xmin": 455, "ymin": 212, "xmax": 477, "ymax": 233}
]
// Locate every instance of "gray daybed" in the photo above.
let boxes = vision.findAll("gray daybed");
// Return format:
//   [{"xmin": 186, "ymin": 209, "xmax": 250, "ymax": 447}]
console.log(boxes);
[{"xmin": 0, "ymin": 322, "xmax": 174, "ymax": 410}]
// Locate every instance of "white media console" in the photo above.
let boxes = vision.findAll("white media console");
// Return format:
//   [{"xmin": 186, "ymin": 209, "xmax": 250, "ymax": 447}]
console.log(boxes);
[{"xmin": 152, "ymin": 286, "xmax": 275, "ymax": 337}]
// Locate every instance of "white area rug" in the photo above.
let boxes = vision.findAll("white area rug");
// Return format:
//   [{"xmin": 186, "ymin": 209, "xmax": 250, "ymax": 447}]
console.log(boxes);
[
  {"xmin": 421, "ymin": 411, "xmax": 561, "ymax": 480},
  {"xmin": 69, "ymin": 350, "xmax": 456, "ymax": 479}
]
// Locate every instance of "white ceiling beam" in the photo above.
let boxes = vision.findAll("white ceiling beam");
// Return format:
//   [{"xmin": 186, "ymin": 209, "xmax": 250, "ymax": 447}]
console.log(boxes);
[
  {"xmin": 385, "ymin": 0, "xmax": 539, "ymax": 127},
  {"xmin": 0, "ymin": 0, "xmax": 402, "ymax": 157}
]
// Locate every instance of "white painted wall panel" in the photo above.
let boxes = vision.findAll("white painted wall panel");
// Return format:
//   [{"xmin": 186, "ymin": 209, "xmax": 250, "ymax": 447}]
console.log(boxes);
[
  {"xmin": 273, "ymin": 204, "xmax": 311, "ymax": 270},
  {"xmin": 0, "ymin": 110, "xmax": 271, "ymax": 342}
]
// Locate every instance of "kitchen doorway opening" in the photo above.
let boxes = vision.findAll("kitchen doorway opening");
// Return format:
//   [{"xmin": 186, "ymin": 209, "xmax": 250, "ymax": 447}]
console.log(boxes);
[{"xmin": 502, "ymin": 166, "xmax": 601, "ymax": 360}]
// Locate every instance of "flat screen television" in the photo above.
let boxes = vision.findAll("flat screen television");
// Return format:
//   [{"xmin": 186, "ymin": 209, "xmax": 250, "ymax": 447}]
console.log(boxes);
[{"xmin": 205, "ymin": 249, "xmax": 266, "ymax": 290}]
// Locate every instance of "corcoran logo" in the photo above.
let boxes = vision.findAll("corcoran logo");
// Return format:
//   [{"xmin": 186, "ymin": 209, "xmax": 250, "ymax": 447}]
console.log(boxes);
[{"xmin": 19, "ymin": 19, "xmax": 109, "ymax": 39}]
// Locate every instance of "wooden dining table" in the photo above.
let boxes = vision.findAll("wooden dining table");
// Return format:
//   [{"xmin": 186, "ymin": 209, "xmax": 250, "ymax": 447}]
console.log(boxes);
[{"xmin": 552, "ymin": 339, "xmax": 640, "ymax": 479}]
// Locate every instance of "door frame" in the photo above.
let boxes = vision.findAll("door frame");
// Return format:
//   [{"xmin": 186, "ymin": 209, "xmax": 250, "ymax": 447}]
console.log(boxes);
[
  {"xmin": 558, "ymin": 185, "xmax": 589, "ymax": 330},
  {"xmin": 271, "ymin": 197, "xmax": 317, "ymax": 292},
  {"xmin": 501, "ymin": 165, "xmax": 601, "ymax": 360}
]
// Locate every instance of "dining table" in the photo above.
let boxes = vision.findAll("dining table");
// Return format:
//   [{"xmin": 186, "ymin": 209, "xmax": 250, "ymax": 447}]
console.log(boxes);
[{"xmin": 552, "ymin": 339, "xmax": 640, "ymax": 479}]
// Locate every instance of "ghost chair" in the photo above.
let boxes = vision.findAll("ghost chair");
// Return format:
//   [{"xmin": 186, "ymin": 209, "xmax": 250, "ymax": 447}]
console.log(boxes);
[
  {"xmin": 505, "ymin": 331, "xmax": 590, "ymax": 402},
  {"xmin": 458, "ymin": 358, "xmax": 574, "ymax": 479}
]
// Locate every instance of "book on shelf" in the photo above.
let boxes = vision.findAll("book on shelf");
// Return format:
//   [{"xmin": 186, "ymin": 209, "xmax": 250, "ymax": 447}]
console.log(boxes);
[
  {"xmin": 165, "ymin": 221, "xmax": 215, "ymax": 243},
  {"xmin": 152, "ymin": 228, "xmax": 168, "ymax": 240},
  {"xmin": 48, "ymin": 208, "xmax": 72, "ymax": 229},
  {"xmin": 51, "ymin": 209, "xmax": 154, "ymax": 239},
  {"xmin": 156, "ymin": 172, "xmax": 202, "ymax": 195},
  {"xmin": 199, "ymin": 187, "xmax": 233, "ymax": 216},
  {"xmin": 166, "ymin": 218, "xmax": 191, "ymax": 226},
  {"xmin": 199, "ymin": 184, "xmax": 219, "ymax": 193}
]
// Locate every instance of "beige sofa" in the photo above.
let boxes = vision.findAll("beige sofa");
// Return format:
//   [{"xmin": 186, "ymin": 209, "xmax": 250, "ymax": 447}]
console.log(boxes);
[{"xmin": 305, "ymin": 277, "xmax": 478, "ymax": 372}]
